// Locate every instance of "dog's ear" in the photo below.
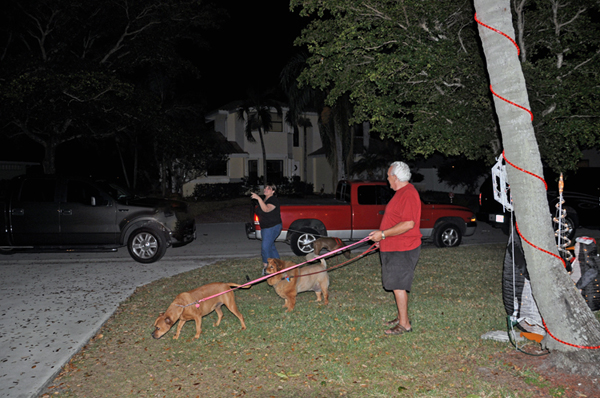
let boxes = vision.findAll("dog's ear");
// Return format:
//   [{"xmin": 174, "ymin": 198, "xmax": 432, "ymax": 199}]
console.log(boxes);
[
  {"xmin": 274, "ymin": 258, "xmax": 286, "ymax": 271},
  {"xmin": 165, "ymin": 317, "xmax": 172, "ymax": 325}
]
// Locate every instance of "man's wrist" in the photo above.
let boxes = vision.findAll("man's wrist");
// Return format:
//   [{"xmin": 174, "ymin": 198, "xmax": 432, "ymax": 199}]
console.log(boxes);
[{"xmin": 381, "ymin": 230, "xmax": 386, "ymax": 240}]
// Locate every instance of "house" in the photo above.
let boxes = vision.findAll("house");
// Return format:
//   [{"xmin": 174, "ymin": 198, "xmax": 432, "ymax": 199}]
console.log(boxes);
[
  {"xmin": 0, "ymin": 161, "xmax": 39, "ymax": 180},
  {"xmin": 184, "ymin": 101, "xmax": 600, "ymax": 197},
  {"xmin": 182, "ymin": 102, "xmax": 336, "ymax": 196}
]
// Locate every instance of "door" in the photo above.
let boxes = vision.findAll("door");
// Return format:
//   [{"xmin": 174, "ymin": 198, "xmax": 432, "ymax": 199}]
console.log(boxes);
[
  {"xmin": 351, "ymin": 185, "xmax": 394, "ymax": 237},
  {"xmin": 59, "ymin": 179, "xmax": 118, "ymax": 244},
  {"xmin": 10, "ymin": 178, "xmax": 61, "ymax": 245}
]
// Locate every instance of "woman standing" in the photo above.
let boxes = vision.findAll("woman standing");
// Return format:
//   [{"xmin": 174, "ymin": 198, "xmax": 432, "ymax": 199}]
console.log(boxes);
[{"xmin": 251, "ymin": 184, "xmax": 282, "ymax": 270}]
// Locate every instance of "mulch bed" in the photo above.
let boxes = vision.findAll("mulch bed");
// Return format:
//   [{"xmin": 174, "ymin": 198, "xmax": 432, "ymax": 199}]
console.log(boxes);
[{"xmin": 496, "ymin": 350, "xmax": 600, "ymax": 397}]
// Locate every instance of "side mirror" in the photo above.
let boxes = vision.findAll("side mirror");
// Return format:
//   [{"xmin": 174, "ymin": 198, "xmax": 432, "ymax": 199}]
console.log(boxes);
[{"xmin": 90, "ymin": 196, "xmax": 96, "ymax": 206}]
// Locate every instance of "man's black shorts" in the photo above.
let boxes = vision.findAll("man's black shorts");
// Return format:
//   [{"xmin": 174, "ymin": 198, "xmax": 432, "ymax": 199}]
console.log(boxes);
[{"xmin": 380, "ymin": 246, "xmax": 421, "ymax": 291}]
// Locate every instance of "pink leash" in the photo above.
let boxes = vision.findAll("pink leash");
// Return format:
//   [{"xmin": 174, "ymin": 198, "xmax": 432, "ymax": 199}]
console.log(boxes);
[{"xmin": 178, "ymin": 236, "xmax": 373, "ymax": 308}]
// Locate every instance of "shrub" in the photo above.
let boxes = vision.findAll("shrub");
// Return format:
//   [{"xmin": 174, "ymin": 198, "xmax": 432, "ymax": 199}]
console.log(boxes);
[
  {"xmin": 191, "ymin": 182, "xmax": 244, "ymax": 201},
  {"xmin": 243, "ymin": 176, "xmax": 314, "ymax": 197}
]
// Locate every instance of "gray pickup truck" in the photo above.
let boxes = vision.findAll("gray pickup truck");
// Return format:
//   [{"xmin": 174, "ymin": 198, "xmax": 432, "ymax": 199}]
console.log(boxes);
[{"xmin": 0, "ymin": 175, "xmax": 195, "ymax": 263}]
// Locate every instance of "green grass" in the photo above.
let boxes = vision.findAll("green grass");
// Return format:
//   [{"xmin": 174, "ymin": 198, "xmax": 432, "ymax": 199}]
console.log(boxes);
[{"xmin": 43, "ymin": 244, "xmax": 594, "ymax": 397}]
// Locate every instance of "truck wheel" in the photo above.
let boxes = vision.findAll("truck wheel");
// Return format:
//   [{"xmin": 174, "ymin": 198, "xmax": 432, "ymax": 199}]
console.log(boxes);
[
  {"xmin": 0, "ymin": 248, "xmax": 14, "ymax": 255},
  {"xmin": 433, "ymin": 223, "xmax": 462, "ymax": 248},
  {"xmin": 290, "ymin": 228, "xmax": 318, "ymax": 256},
  {"xmin": 127, "ymin": 226, "xmax": 167, "ymax": 263}
]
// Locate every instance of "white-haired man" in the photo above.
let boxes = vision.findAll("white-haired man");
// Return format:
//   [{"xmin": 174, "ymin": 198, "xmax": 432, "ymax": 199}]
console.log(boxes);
[{"xmin": 368, "ymin": 161, "xmax": 422, "ymax": 335}]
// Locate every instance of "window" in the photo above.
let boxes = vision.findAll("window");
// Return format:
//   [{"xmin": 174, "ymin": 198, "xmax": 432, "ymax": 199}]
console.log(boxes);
[
  {"xmin": 357, "ymin": 185, "xmax": 394, "ymax": 205},
  {"xmin": 270, "ymin": 113, "xmax": 283, "ymax": 132},
  {"xmin": 336, "ymin": 182, "xmax": 351, "ymax": 203},
  {"xmin": 19, "ymin": 179, "xmax": 56, "ymax": 202},
  {"xmin": 354, "ymin": 123, "xmax": 364, "ymax": 153},
  {"xmin": 293, "ymin": 126, "xmax": 299, "ymax": 147},
  {"xmin": 66, "ymin": 180, "xmax": 103, "ymax": 205},
  {"xmin": 248, "ymin": 160, "xmax": 258, "ymax": 184},
  {"xmin": 267, "ymin": 160, "xmax": 283, "ymax": 182},
  {"xmin": 207, "ymin": 160, "xmax": 227, "ymax": 176}
]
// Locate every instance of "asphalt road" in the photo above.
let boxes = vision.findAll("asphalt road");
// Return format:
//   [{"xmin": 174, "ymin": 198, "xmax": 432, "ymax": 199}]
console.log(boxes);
[{"xmin": 1, "ymin": 221, "xmax": 598, "ymax": 398}]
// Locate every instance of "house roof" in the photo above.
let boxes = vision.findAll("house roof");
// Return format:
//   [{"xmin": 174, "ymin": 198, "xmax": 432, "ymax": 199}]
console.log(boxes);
[
  {"xmin": 308, "ymin": 146, "xmax": 328, "ymax": 157},
  {"xmin": 214, "ymin": 100, "xmax": 244, "ymax": 112},
  {"xmin": 214, "ymin": 133, "xmax": 246, "ymax": 154}
]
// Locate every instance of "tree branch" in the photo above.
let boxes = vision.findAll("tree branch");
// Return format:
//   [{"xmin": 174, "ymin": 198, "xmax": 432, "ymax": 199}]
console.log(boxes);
[{"xmin": 100, "ymin": 3, "xmax": 161, "ymax": 65}]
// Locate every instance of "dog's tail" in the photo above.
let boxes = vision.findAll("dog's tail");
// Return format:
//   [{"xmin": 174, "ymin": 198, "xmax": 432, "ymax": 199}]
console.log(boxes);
[
  {"xmin": 321, "ymin": 257, "xmax": 327, "ymax": 269},
  {"xmin": 229, "ymin": 283, "xmax": 251, "ymax": 289},
  {"xmin": 305, "ymin": 252, "xmax": 327, "ymax": 268}
]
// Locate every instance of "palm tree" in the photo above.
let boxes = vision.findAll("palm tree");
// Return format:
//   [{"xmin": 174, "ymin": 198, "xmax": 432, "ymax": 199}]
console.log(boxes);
[
  {"xmin": 281, "ymin": 52, "xmax": 356, "ymax": 187},
  {"xmin": 281, "ymin": 52, "xmax": 316, "ymax": 182},
  {"xmin": 237, "ymin": 89, "xmax": 282, "ymax": 186}
]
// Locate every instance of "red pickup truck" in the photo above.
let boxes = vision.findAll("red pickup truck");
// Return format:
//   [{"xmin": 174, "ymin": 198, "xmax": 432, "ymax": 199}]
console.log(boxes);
[{"xmin": 246, "ymin": 180, "xmax": 477, "ymax": 256}]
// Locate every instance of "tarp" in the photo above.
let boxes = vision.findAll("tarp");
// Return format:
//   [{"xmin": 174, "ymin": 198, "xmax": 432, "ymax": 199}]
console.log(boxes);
[
  {"xmin": 502, "ymin": 231, "xmax": 545, "ymax": 335},
  {"xmin": 571, "ymin": 237, "xmax": 600, "ymax": 312}
]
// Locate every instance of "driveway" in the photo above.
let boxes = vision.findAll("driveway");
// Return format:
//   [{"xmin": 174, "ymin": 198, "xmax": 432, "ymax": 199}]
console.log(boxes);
[
  {"xmin": 1, "ymin": 221, "xmax": 596, "ymax": 398},
  {"xmin": 0, "ymin": 221, "xmax": 280, "ymax": 398}
]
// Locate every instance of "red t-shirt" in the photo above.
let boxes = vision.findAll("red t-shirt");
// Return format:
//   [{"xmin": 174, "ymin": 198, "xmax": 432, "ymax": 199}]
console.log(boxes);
[{"xmin": 379, "ymin": 183, "xmax": 422, "ymax": 252}]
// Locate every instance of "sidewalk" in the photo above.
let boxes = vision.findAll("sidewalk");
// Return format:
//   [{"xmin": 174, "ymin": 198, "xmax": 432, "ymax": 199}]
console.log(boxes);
[{"xmin": 0, "ymin": 257, "xmax": 213, "ymax": 398}]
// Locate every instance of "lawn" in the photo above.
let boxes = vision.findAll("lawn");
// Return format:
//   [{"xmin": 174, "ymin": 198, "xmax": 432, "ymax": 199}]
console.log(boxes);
[{"xmin": 43, "ymin": 243, "xmax": 598, "ymax": 397}]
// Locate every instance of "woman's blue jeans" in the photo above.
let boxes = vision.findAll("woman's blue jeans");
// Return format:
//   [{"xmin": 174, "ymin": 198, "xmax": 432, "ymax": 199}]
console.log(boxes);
[{"xmin": 261, "ymin": 224, "xmax": 282, "ymax": 264}]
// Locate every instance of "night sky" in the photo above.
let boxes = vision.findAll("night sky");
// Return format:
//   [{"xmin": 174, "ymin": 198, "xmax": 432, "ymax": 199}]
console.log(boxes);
[
  {"xmin": 201, "ymin": 1, "xmax": 307, "ymax": 109},
  {"xmin": 0, "ymin": 1, "xmax": 307, "ymax": 174}
]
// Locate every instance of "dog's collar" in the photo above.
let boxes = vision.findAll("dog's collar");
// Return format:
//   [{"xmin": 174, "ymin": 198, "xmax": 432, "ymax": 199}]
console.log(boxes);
[{"xmin": 276, "ymin": 272, "xmax": 293, "ymax": 283}]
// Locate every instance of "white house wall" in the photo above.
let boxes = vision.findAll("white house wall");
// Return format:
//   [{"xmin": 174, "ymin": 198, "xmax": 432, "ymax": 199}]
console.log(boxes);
[{"xmin": 192, "ymin": 105, "xmax": 330, "ymax": 195}]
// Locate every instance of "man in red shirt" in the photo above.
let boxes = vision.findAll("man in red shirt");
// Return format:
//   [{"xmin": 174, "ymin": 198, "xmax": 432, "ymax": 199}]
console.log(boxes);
[{"xmin": 369, "ymin": 161, "xmax": 422, "ymax": 335}]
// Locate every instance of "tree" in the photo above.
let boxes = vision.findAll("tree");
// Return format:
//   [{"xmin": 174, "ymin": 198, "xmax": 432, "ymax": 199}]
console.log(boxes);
[
  {"xmin": 1, "ymin": 70, "xmax": 134, "ymax": 174},
  {"xmin": 291, "ymin": 0, "xmax": 599, "ymax": 173},
  {"xmin": 281, "ymin": 52, "xmax": 316, "ymax": 182},
  {"xmin": 475, "ymin": 0, "xmax": 600, "ymax": 375},
  {"xmin": 436, "ymin": 156, "xmax": 488, "ymax": 194},
  {"xmin": 351, "ymin": 138, "xmax": 409, "ymax": 179},
  {"xmin": 237, "ymin": 89, "xmax": 283, "ymax": 186},
  {"xmin": 0, "ymin": 0, "xmax": 224, "ymax": 175},
  {"xmin": 154, "ymin": 115, "xmax": 227, "ymax": 197},
  {"xmin": 281, "ymin": 51, "xmax": 355, "ymax": 186},
  {"xmin": 292, "ymin": 0, "xmax": 498, "ymax": 164},
  {"xmin": 511, "ymin": 0, "xmax": 600, "ymax": 174}
]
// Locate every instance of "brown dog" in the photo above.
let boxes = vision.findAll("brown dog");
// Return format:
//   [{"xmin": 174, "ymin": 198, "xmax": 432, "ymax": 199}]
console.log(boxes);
[
  {"xmin": 152, "ymin": 282, "xmax": 247, "ymax": 340},
  {"xmin": 265, "ymin": 255, "xmax": 329, "ymax": 312},
  {"xmin": 312, "ymin": 237, "xmax": 351, "ymax": 259}
]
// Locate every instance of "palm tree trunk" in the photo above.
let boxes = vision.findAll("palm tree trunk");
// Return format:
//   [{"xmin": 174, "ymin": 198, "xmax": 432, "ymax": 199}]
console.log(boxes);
[
  {"xmin": 303, "ymin": 125, "xmax": 308, "ymax": 182},
  {"xmin": 258, "ymin": 127, "xmax": 268, "ymax": 186},
  {"xmin": 475, "ymin": 0, "xmax": 600, "ymax": 375}
]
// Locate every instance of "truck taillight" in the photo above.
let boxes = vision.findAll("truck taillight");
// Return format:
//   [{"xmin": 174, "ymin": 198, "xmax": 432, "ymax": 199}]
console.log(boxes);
[
  {"xmin": 479, "ymin": 193, "xmax": 482, "ymax": 206},
  {"xmin": 254, "ymin": 214, "xmax": 259, "ymax": 225}
]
